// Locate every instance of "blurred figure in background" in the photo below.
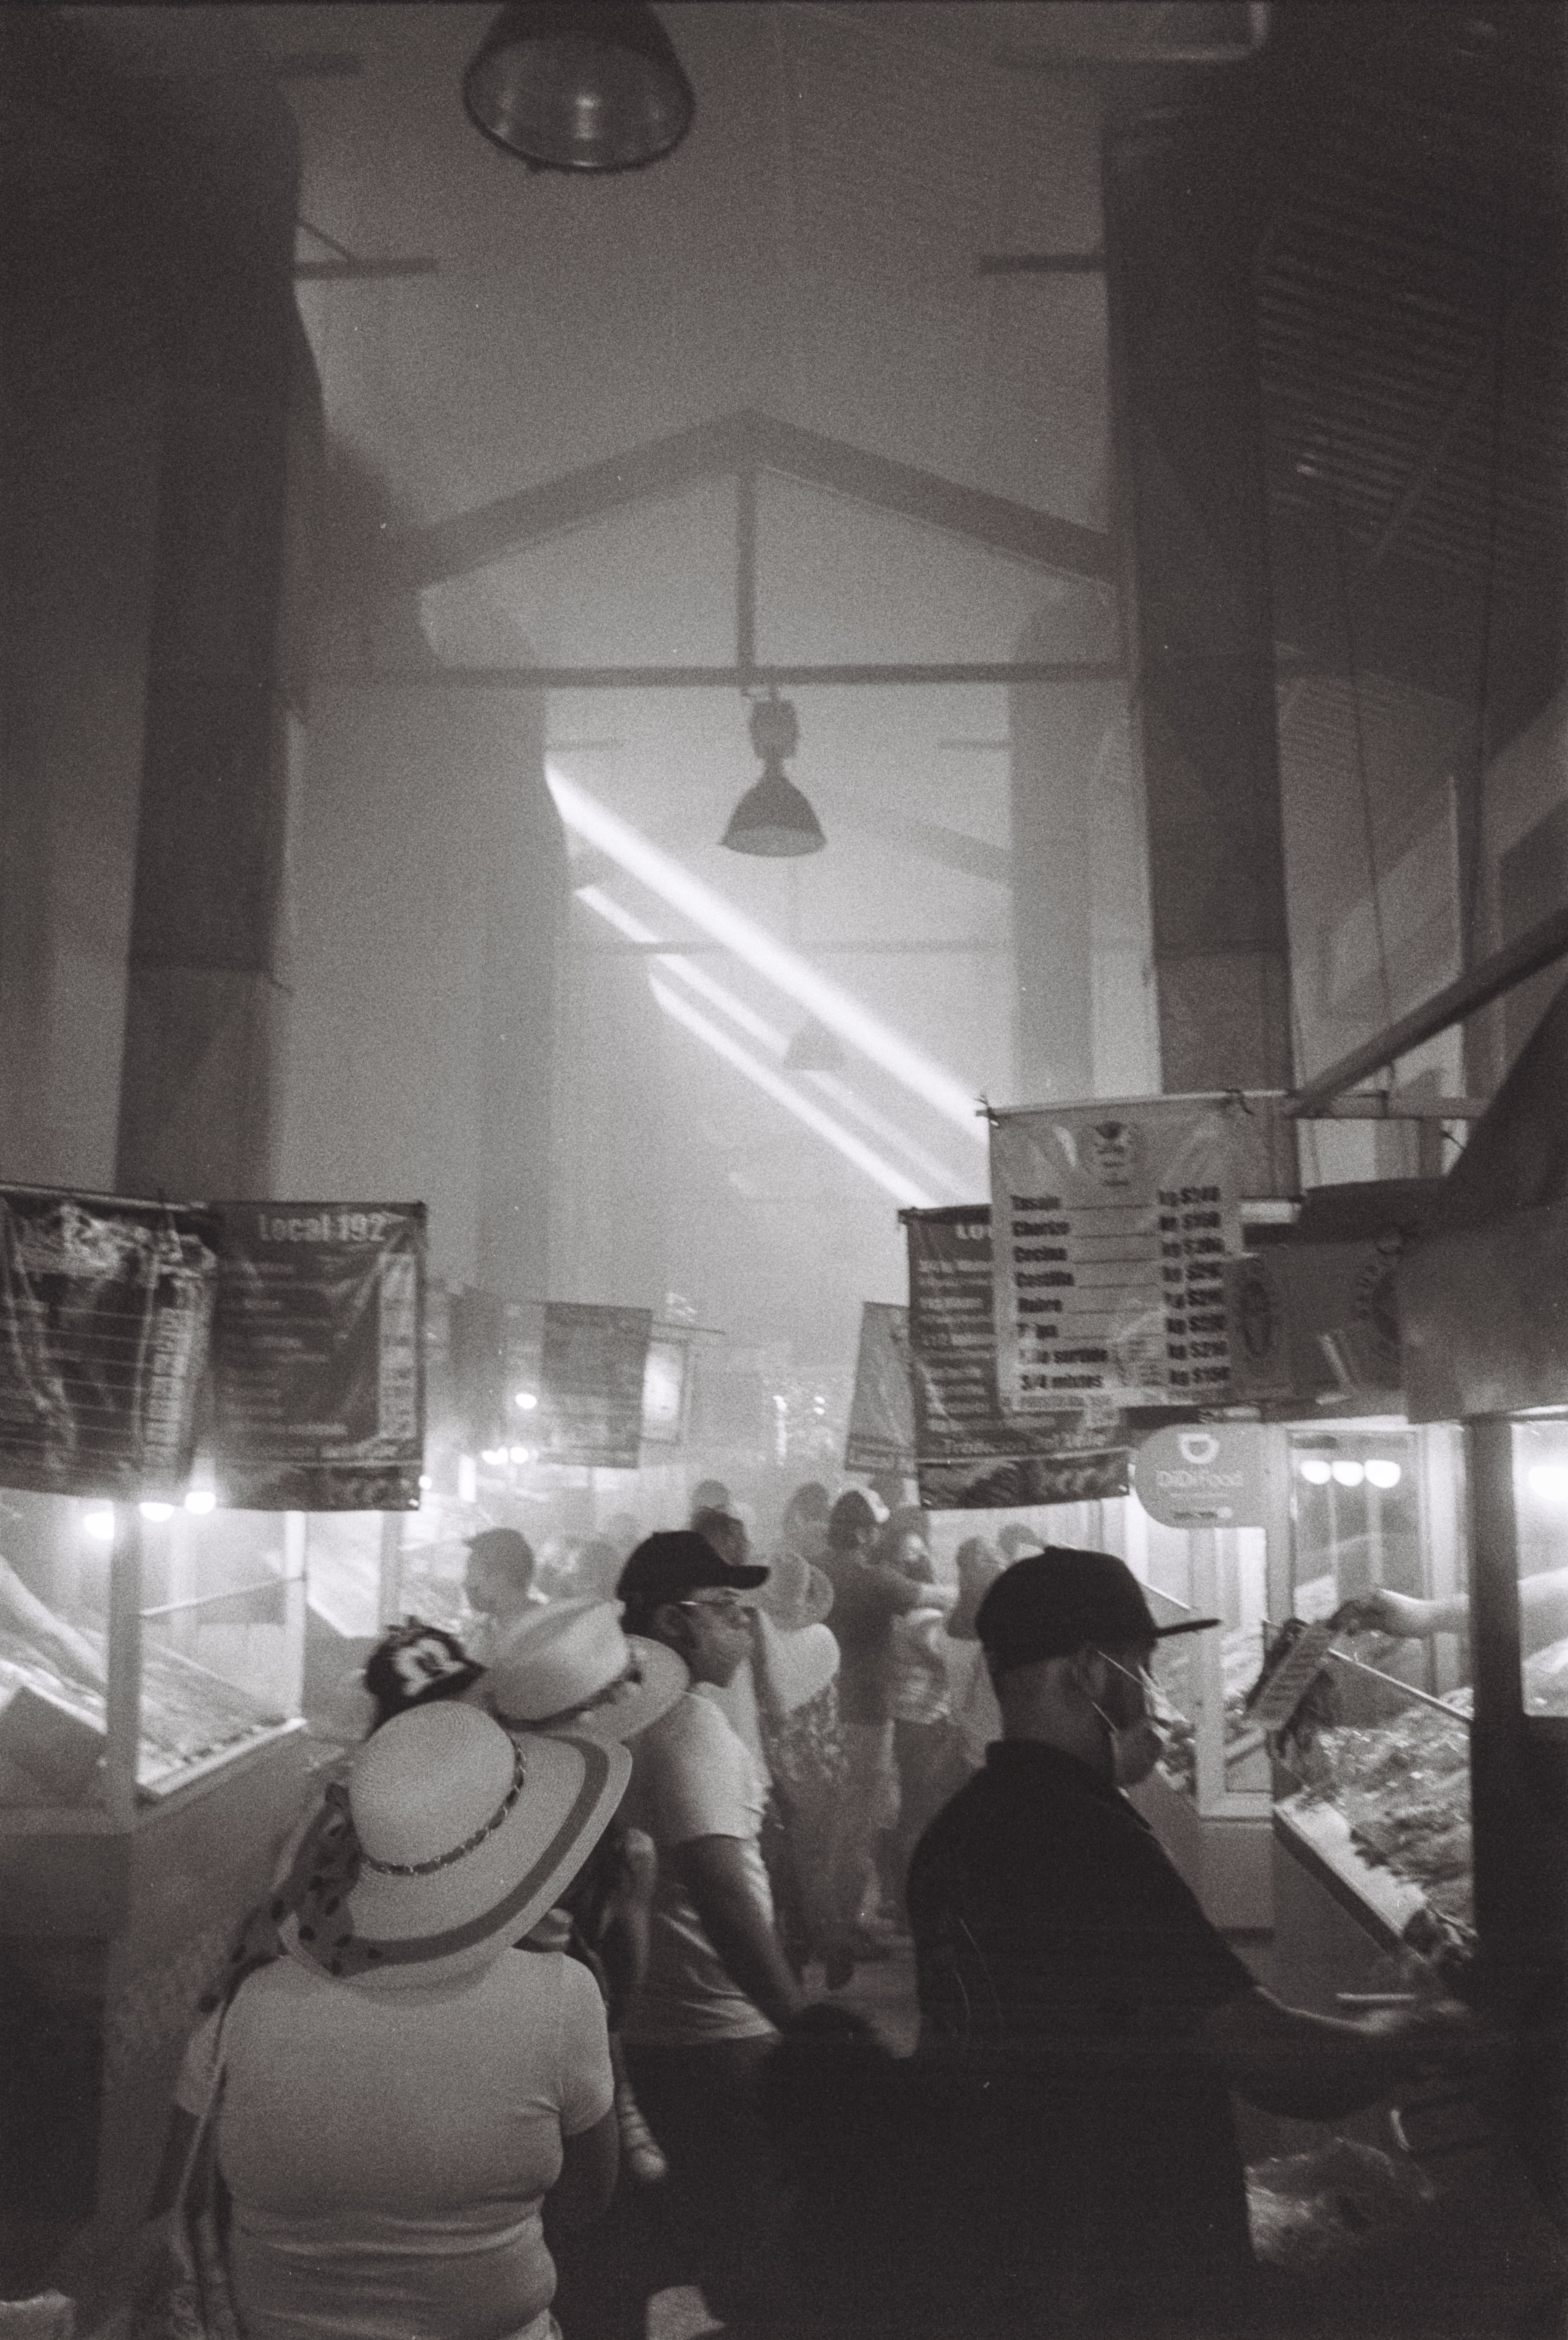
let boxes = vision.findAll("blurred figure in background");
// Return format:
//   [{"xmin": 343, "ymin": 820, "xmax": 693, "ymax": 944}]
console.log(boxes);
[
  {"xmin": 945, "ymin": 1534, "xmax": 1006, "ymax": 1776},
  {"xmin": 688, "ymin": 1478, "xmax": 732, "ymax": 1521},
  {"xmin": 819, "ymin": 1490, "xmax": 925, "ymax": 1950},
  {"xmin": 778, "ymin": 1479, "xmax": 831, "ymax": 1564},
  {"xmin": 750, "ymin": 1544, "xmax": 853, "ymax": 1987},
  {"xmin": 462, "ymin": 1526, "xmax": 543, "ymax": 1663},
  {"xmin": 877, "ymin": 1510, "xmax": 956, "ymax": 1927}
]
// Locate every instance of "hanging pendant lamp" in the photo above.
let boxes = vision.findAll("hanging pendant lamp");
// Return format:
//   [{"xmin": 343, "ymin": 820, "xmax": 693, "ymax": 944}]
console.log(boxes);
[
  {"xmin": 462, "ymin": 4, "xmax": 695, "ymax": 174},
  {"xmin": 721, "ymin": 695, "xmax": 826, "ymax": 858}
]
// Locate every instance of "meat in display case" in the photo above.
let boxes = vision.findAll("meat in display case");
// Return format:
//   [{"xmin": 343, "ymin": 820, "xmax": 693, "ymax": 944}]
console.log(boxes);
[{"xmin": 1272, "ymin": 1648, "xmax": 1475, "ymax": 1977}]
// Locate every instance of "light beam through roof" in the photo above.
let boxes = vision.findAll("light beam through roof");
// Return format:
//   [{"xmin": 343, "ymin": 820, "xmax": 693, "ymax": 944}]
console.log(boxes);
[
  {"xmin": 575, "ymin": 882, "xmax": 969, "ymax": 1196},
  {"xmin": 646, "ymin": 976, "xmax": 938, "ymax": 1209},
  {"xmin": 549, "ymin": 767, "xmax": 987, "ymax": 1147}
]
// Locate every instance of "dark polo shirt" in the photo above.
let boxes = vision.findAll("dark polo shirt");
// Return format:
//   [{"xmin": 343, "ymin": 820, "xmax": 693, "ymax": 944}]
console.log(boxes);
[{"xmin": 906, "ymin": 1739, "xmax": 1257, "ymax": 2325}]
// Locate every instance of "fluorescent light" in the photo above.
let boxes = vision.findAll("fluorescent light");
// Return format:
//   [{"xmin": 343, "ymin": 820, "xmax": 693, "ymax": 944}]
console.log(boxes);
[
  {"xmin": 184, "ymin": 1490, "xmax": 217, "ymax": 1515},
  {"xmin": 139, "ymin": 1500, "xmax": 175, "ymax": 1522},
  {"xmin": 514, "ymin": 1391, "xmax": 539, "ymax": 1412},
  {"xmin": 1363, "ymin": 1459, "xmax": 1401, "ymax": 1490},
  {"xmin": 83, "ymin": 1508, "xmax": 116, "ymax": 1543},
  {"xmin": 458, "ymin": 1455, "xmax": 478, "ymax": 1503},
  {"xmin": 648, "ymin": 976, "xmax": 938, "ymax": 1208},
  {"xmin": 1297, "ymin": 1457, "xmax": 1332, "ymax": 1485},
  {"xmin": 551, "ymin": 768, "xmax": 986, "ymax": 1145},
  {"xmin": 1330, "ymin": 1459, "xmax": 1365, "ymax": 1487},
  {"xmin": 509, "ymin": 1444, "xmax": 532, "ymax": 1464}
]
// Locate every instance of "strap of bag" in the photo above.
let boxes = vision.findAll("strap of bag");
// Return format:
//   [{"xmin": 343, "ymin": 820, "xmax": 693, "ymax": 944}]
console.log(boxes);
[{"xmin": 170, "ymin": 1989, "xmax": 239, "ymax": 2232}]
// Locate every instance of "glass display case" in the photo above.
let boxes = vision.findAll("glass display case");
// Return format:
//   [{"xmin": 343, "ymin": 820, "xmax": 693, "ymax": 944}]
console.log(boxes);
[
  {"xmin": 1269, "ymin": 1420, "xmax": 1476, "ymax": 1982},
  {"xmin": 0, "ymin": 1496, "xmax": 304, "ymax": 1810},
  {"xmin": 0, "ymin": 1492, "xmax": 310, "ymax": 2283}
]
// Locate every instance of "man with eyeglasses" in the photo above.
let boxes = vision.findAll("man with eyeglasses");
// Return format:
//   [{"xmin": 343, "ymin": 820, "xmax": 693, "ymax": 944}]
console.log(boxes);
[
  {"xmin": 571, "ymin": 1530, "xmax": 804, "ymax": 2339},
  {"xmin": 905, "ymin": 1547, "xmax": 1482, "ymax": 2336}
]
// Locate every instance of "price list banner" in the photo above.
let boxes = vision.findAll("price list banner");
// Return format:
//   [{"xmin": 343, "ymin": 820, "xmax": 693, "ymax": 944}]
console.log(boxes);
[
  {"xmin": 538, "ymin": 1302, "xmax": 653, "ymax": 1469},
  {"xmin": 904, "ymin": 1206, "xmax": 1126, "ymax": 1511},
  {"xmin": 210, "ymin": 1204, "xmax": 425, "ymax": 1511},
  {"xmin": 843, "ymin": 1302, "xmax": 916, "ymax": 1476},
  {"xmin": 0, "ymin": 1189, "xmax": 218, "ymax": 1498},
  {"xmin": 990, "ymin": 1099, "xmax": 1243, "ymax": 1412}
]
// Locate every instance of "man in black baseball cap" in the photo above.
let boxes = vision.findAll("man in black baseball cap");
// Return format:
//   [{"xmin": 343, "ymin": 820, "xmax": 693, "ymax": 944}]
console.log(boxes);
[
  {"xmin": 590, "ymin": 1531, "xmax": 801, "ymax": 2340},
  {"xmin": 906, "ymin": 1547, "xmax": 1481, "ymax": 2334}
]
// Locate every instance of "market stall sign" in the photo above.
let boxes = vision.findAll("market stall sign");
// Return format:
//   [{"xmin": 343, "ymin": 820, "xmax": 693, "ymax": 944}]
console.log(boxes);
[
  {"xmin": 989, "ymin": 1096, "xmax": 1252, "ymax": 1413},
  {"xmin": 538, "ymin": 1302, "xmax": 652, "ymax": 1469},
  {"xmin": 0, "ymin": 1188, "xmax": 219, "ymax": 1499},
  {"xmin": 1132, "ymin": 1422, "xmax": 1266, "ymax": 1528},
  {"xmin": 842, "ymin": 1301, "xmax": 916, "ymax": 1475},
  {"xmin": 1224, "ymin": 1241, "xmax": 1404, "ymax": 1407},
  {"xmin": 903, "ymin": 1205, "xmax": 1126, "ymax": 1511},
  {"xmin": 641, "ymin": 1327, "xmax": 692, "ymax": 1448},
  {"xmin": 209, "ymin": 1203, "xmax": 425, "ymax": 1511}
]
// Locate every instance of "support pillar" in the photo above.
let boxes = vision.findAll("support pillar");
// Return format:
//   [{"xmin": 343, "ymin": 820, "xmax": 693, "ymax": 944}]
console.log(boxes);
[
  {"xmin": 1103, "ymin": 97, "xmax": 1294, "ymax": 1095},
  {"xmin": 114, "ymin": 52, "xmax": 316, "ymax": 1201}
]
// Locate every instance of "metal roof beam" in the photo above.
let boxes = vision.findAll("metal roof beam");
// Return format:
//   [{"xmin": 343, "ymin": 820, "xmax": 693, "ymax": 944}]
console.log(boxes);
[{"xmin": 383, "ymin": 407, "xmax": 1115, "ymax": 590}]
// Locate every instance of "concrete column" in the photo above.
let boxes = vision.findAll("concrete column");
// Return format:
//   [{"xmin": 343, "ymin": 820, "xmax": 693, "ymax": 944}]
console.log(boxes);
[
  {"xmin": 1103, "ymin": 100, "xmax": 1294, "ymax": 1095},
  {"xmin": 113, "ymin": 33, "xmax": 315, "ymax": 1200}
]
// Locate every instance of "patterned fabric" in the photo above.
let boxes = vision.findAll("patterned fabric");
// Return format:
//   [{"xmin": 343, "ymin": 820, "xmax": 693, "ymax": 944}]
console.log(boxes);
[{"xmin": 135, "ymin": 2001, "xmax": 243, "ymax": 2340}]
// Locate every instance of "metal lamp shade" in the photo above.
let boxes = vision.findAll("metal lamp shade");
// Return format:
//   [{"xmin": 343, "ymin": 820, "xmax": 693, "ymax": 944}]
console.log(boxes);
[
  {"xmin": 462, "ymin": 3, "xmax": 695, "ymax": 173},
  {"xmin": 721, "ymin": 763, "xmax": 827, "ymax": 857}
]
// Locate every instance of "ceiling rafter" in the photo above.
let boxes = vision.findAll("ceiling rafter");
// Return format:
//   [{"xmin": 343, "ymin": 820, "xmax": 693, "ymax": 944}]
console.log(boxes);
[{"xmin": 382, "ymin": 406, "xmax": 1115, "ymax": 592}]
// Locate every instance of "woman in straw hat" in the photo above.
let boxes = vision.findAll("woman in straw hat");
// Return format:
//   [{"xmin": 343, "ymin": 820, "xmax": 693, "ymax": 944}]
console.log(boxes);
[{"xmin": 166, "ymin": 1704, "xmax": 630, "ymax": 2340}]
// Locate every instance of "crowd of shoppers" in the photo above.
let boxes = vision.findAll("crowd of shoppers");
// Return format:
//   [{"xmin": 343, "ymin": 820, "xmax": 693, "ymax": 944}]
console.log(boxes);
[{"xmin": 141, "ymin": 1494, "xmax": 1497, "ymax": 2340}]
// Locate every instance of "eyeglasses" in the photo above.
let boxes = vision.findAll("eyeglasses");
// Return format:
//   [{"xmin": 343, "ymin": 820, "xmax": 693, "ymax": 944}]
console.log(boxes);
[
  {"xmin": 1094, "ymin": 1649, "xmax": 1178, "ymax": 1722},
  {"xmin": 676, "ymin": 1592, "xmax": 749, "ymax": 1620}
]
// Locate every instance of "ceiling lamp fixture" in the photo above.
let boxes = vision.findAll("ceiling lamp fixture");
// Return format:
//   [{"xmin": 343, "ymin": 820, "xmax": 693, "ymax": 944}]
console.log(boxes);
[
  {"xmin": 721, "ymin": 695, "xmax": 825, "ymax": 858},
  {"xmin": 784, "ymin": 1020, "xmax": 846, "ymax": 1074},
  {"xmin": 462, "ymin": 4, "xmax": 694, "ymax": 173}
]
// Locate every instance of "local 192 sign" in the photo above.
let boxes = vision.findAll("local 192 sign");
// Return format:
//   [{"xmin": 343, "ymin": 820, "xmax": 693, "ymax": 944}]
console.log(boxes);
[{"xmin": 1131, "ymin": 1423, "xmax": 1265, "ymax": 1528}]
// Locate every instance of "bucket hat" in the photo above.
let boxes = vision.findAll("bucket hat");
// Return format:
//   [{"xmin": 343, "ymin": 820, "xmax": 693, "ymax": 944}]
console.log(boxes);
[
  {"xmin": 279, "ymin": 1702, "xmax": 628, "ymax": 1989},
  {"xmin": 487, "ymin": 1597, "xmax": 687, "ymax": 1743}
]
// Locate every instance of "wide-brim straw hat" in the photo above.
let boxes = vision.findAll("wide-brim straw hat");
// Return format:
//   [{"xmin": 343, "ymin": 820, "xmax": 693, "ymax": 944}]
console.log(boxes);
[
  {"xmin": 755, "ymin": 1612, "xmax": 839, "ymax": 1713},
  {"xmin": 279, "ymin": 1702, "xmax": 629, "ymax": 1990},
  {"xmin": 486, "ymin": 1596, "xmax": 688, "ymax": 1745},
  {"xmin": 752, "ymin": 1549, "xmax": 834, "ymax": 1632}
]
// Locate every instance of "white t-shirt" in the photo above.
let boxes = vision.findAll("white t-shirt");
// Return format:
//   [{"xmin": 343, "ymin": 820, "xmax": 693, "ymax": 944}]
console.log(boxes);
[
  {"xmin": 177, "ymin": 1948, "xmax": 612, "ymax": 2340},
  {"xmin": 622, "ymin": 1690, "xmax": 776, "ymax": 2046}
]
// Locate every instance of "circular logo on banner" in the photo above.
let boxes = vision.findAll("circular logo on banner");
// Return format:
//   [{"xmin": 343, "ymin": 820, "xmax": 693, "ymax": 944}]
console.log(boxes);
[{"xmin": 1131, "ymin": 1422, "xmax": 1265, "ymax": 1529}]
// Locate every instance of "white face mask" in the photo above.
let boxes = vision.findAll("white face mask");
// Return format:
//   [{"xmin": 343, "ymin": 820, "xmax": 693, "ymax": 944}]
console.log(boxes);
[{"xmin": 1086, "ymin": 1651, "xmax": 1167, "ymax": 1788}]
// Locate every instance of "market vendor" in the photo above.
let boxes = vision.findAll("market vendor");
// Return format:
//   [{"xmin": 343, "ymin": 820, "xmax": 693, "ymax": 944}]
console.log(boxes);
[{"xmin": 906, "ymin": 1547, "xmax": 1485, "ymax": 2335}]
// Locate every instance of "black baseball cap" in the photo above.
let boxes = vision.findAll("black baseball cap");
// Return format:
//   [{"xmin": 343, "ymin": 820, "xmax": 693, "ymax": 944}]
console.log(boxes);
[
  {"xmin": 975, "ymin": 1547, "xmax": 1220, "ymax": 1678},
  {"xmin": 617, "ymin": 1528, "xmax": 768, "ymax": 1620}
]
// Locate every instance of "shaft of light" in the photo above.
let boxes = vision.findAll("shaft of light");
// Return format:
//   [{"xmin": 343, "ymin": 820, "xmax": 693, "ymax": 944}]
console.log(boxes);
[
  {"xmin": 579, "ymin": 881, "xmax": 966, "ymax": 1192},
  {"xmin": 576, "ymin": 885, "xmax": 788, "ymax": 1051},
  {"xmin": 550, "ymin": 767, "xmax": 987, "ymax": 1146},
  {"xmin": 648, "ymin": 976, "xmax": 938, "ymax": 1209},
  {"xmin": 809, "ymin": 1073, "xmax": 972, "ymax": 1199}
]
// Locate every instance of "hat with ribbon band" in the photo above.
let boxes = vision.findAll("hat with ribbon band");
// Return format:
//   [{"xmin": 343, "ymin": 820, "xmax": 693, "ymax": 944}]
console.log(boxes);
[
  {"xmin": 486, "ymin": 1596, "xmax": 688, "ymax": 1743},
  {"xmin": 276, "ymin": 1702, "xmax": 629, "ymax": 1988}
]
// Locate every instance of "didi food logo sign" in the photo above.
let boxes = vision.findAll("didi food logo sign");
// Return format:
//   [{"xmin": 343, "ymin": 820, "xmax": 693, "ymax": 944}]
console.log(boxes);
[{"xmin": 1131, "ymin": 1423, "xmax": 1265, "ymax": 1528}]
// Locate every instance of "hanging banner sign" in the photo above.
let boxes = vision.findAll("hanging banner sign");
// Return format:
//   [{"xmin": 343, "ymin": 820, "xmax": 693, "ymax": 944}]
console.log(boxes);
[
  {"xmin": 0, "ymin": 1188, "xmax": 218, "ymax": 1499},
  {"xmin": 904, "ymin": 1206, "xmax": 1127, "ymax": 1511},
  {"xmin": 1131, "ymin": 1422, "xmax": 1267, "ymax": 1528},
  {"xmin": 843, "ymin": 1302, "xmax": 916, "ymax": 1475},
  {"xmin": 538, "ymin": 1302, "xmax": 653, "ymax": 1469},
  {"xmin": 209, "ymin": 1203, "xmax": 425, "ymax": 1512},
  {"xmin": 990, "ymin": 1096, "xmax": 1246, "ymax": 1412},
  {"xmin": 641, "ymin": 1326, "xmax": 693, "ymax": 1449}
]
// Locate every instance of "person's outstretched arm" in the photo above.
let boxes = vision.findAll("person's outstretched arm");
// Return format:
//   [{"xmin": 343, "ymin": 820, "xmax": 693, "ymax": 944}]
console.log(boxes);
[{"xmin": 1198, "ymin": 1987, "xmax": 1483, "ymax": 2118}]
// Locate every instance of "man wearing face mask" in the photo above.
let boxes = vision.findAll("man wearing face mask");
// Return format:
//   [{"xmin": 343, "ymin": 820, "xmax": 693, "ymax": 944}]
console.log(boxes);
[{"xmin": 905, "ymin": 1548, "xmax": 1482, "ymax": 2336}]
